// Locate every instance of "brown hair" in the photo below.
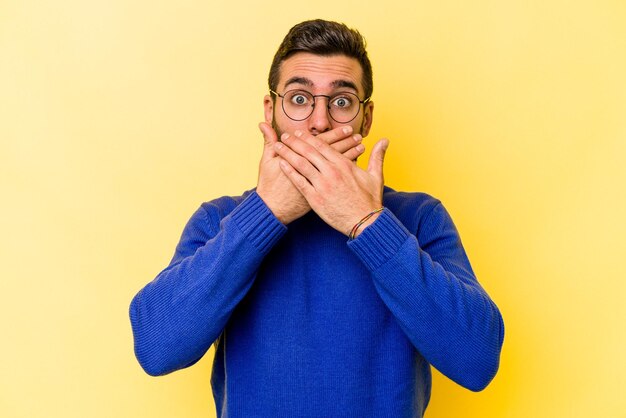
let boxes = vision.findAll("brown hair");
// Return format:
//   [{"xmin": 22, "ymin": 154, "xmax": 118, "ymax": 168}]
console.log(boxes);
[{"xmin": 268, "ymin": 19, "xmax": 373, "ymax": 99}]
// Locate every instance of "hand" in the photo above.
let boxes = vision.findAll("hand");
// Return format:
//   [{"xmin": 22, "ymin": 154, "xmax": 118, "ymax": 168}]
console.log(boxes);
[
  {"xmin": 256, "ymin": 122, "xmax": 308, "ymax": 224},
  {"xmin": 256, "ymin": 124, "xmax": 366, "ymax": 225},
  {"xmin": 274, "ymin": 129, "xmax": 389, "ymax": 237}
]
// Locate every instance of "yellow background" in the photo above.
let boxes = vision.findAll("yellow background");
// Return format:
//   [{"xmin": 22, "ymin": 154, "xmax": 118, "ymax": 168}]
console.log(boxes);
[{"xmin": 2, "ymin": 1, "xmax": 625, "ymax": 417}]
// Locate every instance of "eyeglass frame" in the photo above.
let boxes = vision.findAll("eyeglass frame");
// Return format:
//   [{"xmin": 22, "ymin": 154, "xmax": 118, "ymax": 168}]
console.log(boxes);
[{"xmin": 269, "ymin": 88, "xmax": 371, "ymax": 124}]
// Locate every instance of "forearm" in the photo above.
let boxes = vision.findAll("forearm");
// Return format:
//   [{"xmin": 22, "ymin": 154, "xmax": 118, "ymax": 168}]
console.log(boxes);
[
  {"xmin": 129, "ymin": 192, "xmax": 286, "ymax": 376},
  {"xmin": 348, "ymin": 208, "xmax": 504, "ymax": 391}
]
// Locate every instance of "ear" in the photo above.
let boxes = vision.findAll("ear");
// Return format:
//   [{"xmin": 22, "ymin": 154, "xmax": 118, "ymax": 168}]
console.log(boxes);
[
  {"xmin": 360, "ymin": 101, "xmax": 374, "ymax": 137},
  {"xmin": 263, "ymin": 94, "xmax": 274, "ymax": 124}
]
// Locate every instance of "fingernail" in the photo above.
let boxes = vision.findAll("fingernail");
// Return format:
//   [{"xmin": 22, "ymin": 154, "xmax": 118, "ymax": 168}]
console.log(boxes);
[
  {"xmin": 294, "ymin": 130, "xmax": 303, "ymax": 137},
  {"xmin": 353, "ymin": 134, "xmax": 362, "ymax": 142},
  {"xmin": 274, "ymin": 142, "xmax": 284, "ymax": 150},
  {"xmin": 342, "ymin": 126, "xmax": 352, "ymax": 134},
  {"xmin": 356, "ymin": 144, "xmax": 365, "ymax": 152},
  {"xmin": 281, "ymin": 133, "xmax": 290, "ymax": 141}
]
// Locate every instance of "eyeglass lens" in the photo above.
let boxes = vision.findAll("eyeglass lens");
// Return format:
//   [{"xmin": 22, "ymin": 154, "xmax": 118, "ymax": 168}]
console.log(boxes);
[{"xmin": 281, "ymin": 90, "xmax": 361, "ymax": 123}]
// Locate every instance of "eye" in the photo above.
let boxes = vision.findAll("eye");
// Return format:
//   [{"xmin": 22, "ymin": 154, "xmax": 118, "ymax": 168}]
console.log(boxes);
[
  {"xmin": 331, "ymin": 95, "xmax": 353, "ymax": 108},
  {"xmin": 290, "ymin": 93, "xmax": 310, "ymax": 106}
]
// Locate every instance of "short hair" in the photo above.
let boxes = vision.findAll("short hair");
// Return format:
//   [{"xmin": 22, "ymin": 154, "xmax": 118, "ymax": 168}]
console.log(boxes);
[{"xmin": 268, "ymin": 19, "xmax": 373, "ymax": 100}]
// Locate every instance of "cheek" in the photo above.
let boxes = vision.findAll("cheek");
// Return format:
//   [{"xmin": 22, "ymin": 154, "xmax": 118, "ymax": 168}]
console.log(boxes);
[
  {"xmin": 271, "ymin": 113, "xmax": 298, "ymax": 138},
  {"xmin": 273, "ymin": 112, "xmax": 309, "ymax": 136},
  {"xmin": 348, "ymin": 116, "xmax": 365, "ymax": 136},
  {"xmin": 271, "ymin": 118, "xmax": 284, "ymax": 137}
]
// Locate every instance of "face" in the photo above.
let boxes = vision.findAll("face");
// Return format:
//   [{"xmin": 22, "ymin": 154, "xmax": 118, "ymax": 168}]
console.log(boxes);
[{"xmin": 264, "ymin": 52, "xmax": 374, "ymax": 137}]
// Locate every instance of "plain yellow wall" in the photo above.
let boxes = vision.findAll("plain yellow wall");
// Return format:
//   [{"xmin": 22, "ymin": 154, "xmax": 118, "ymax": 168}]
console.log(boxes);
[{"xmin": 2, "ymin": 1, "xmax": 625, "ymax": 417}]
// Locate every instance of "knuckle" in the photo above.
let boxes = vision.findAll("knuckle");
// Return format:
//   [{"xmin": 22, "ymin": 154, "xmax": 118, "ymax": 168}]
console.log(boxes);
[
  {"xmin": 340, "ymin": 158, "xmax": 353, "ymax": 169},
  {"xmin": 343, "ymin": 151, "xmax": 356, "ymax": 161},
  {"xmin": 316, "ymin": 132, "xmax": 332, "ymax": 144},
  {"xmin": 311, "ymin": 139, "xmax": 324, "ymax": 151},
  {"xmin": 294, "ymin": 139, "xmax": 315, "ymax": 155},
  {"xmin": 292, "ymin": 155, "xmax": 308, "ymax": 171},
  {"xmin": 317, "ymin": 179, "xmax": 330, "ymax": 194},
  {"xmin": 295, "ymin": 177, "xmax": 308, "ymax": 189},
  {"xmin": 333, "ymin": 138, "xmax": 350, "ymax": 152},
  {"xmin": 328, "ymin": 166, "xmax": 342, "ymax": 182},
  {"xmin": 301, "ymin": 146, "xmax": 317, "ymax": 161}
]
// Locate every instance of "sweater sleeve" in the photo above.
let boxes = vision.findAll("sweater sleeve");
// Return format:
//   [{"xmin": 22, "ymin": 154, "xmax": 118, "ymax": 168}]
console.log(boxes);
[
  {"xmin": 129, "ymin": 192, "xmax": 287, "ymax": 376},
  {"xmin": 347, "ymin": 204, "xmax": 504, "ymax": 392}
]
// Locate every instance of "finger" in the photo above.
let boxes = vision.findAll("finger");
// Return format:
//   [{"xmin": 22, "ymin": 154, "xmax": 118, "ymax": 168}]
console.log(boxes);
[
  {"xmin": 315, "ymin": 125, "xmax": 354, "ymax": 145},
  {"xmin": 342, "ymin": 142, "xmax": 366, "ymax": 161},
  {"xmin": 279, "ymin": 132, "xmax": 333, "ymax": 173},
  {"xmin": 332, "ymin": 134, "xmax": 362, "ymax": 154},
  {"xmin": 367, "ymin": 138, "xmax": 389, "ymax": 180},
  {"xmin": 278, "ymin": 158, "xmax": 316, "ymax": 199},
  {"xmin": 258, "ymin": 122, "xmax": 278, "ymax": 160},
  {"xmin": 274, "ymin": 138, "xmax": 322, "ymax": 183},
  {"xmin": 292, "ymin": 130, "xmax": 343, "ymax": 165}
]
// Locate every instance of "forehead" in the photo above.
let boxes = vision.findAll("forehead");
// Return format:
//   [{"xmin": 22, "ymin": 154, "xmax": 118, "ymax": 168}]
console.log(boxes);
[{"xmin": 278, "ymin": 52, "xmax": 364, "ymax": 94}]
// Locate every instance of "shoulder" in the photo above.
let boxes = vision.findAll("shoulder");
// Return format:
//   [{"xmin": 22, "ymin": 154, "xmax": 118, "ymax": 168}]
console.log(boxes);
[
  {"xmin": 383, "ymin": 186, "xmax": 442, "ymax": 217},
  {"xmin": 199, "ymin": 189, "xmax": 253, "ymax": 217},
  {"xmin": 167, "ymin": 190, "xmax": 255, "ymax": 263},
  {"xmin": 187, "ymin": 189, "xmax": 255, "ymax": 234},
  {"xmin": 382, "ymin": 186, "xmax": 447, "ymax": 234}
]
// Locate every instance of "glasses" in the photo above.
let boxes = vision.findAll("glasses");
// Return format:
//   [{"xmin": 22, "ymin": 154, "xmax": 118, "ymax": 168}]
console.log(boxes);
[{"xmin": 270, "ymin": 89, "xmax": 370, "ymax": 123}]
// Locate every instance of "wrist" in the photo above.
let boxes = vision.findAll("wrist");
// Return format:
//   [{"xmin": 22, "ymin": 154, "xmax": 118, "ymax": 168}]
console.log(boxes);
[
  {"xmin": 348, "ymin": 207, "xmax": 384, "ymax": 239},
  {"xmin": 255, "ymin": 189, "xmax": 309, "ymax": 225},
  {"xmin": 256, "ymin": 189, "xmax": 285, "ymax": 224}
]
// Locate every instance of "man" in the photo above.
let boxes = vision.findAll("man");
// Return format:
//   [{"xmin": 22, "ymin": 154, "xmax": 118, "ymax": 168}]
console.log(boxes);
[{"xmin": 130, "ymin": 19, "xmax": 504, "ymax": 417}]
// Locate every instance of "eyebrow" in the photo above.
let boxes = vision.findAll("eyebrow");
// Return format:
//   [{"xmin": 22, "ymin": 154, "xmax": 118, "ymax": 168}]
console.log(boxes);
[
  {"xmin": 330, "ymin": 79, "xmax": 359, "ymax": 92},
  {"xmin": 284, "ymin": 77, "xmax": 360, "ymax": 94},
  {"xmin": 284, "ymin": 77, "xmax": 313, "ymax": 88}
]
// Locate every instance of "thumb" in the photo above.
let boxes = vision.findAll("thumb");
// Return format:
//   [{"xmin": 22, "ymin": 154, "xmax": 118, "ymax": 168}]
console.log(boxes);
[
  {"xmin": 367, "ymin": 138, "xmax": 389, "ymax": 180},
  {"xmin": 258, "ymin": 122, "xmax": 278, "ymax": 159}
]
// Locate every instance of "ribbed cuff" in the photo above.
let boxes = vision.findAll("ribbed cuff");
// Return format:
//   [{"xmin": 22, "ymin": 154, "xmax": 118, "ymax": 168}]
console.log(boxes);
[
  {"xmin": 230, "ymin": 191, "xmax": 287, "ymax": 254},
  {"xmin": 347, "ymin": 209, "xmax": 411, "ymax": 271}
]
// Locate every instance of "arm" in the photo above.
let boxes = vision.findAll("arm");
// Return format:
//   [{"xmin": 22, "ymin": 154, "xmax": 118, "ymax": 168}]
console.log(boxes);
[
  {"xmin": 347, "ymin": 204, "xmax": 504, "ymax": 391},
  {"xmin": 274, "ymin": 132, "xmax": 503, "ymax": 390},
  {"xmin": 129, "ymin": 192, "xmax": 286, "ymax": 376},
  {"xmin": 129, "ymin": 124, "xmax": 363, "ymax": 377}
]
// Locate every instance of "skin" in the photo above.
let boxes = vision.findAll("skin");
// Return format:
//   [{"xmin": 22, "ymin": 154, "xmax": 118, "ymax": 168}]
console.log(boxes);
[{"xmin": 256, "ymin": 52, "xmax": 389, "ymax": 237}]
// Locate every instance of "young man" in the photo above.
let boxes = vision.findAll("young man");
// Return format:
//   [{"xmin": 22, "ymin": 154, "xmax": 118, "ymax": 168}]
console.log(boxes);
[{"xmin": 130, "ymin": 19, "xmax": 504, "ymax": 417}]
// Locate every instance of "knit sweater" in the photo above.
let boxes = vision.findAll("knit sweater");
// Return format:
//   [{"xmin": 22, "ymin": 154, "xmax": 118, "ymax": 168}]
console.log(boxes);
[{"xmin": 129, "ymin": 187, "xmax": 504, "ymax": 417}]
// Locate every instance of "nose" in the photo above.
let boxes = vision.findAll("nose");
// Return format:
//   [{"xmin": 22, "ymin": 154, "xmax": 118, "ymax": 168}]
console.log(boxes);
[{"xmin": 307, "ymin": 98, "xmax": 332, "ymax": 135}]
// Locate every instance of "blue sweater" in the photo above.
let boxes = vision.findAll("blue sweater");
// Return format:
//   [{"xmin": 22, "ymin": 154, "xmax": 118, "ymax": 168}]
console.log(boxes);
[{"xmin": 129, "ymin": 188, "xmax": 504, "ymax": 417}]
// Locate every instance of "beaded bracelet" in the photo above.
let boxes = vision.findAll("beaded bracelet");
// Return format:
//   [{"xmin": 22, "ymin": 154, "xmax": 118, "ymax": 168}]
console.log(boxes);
[{"xmin": 348, "ymin": 207, "xmax": 384, "ymax": 240}]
